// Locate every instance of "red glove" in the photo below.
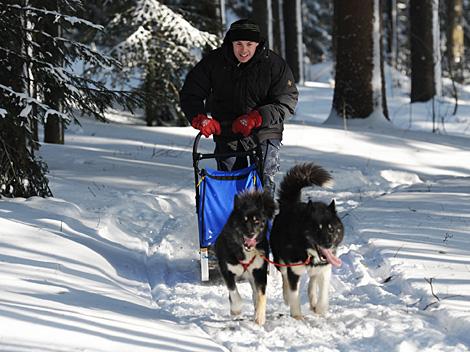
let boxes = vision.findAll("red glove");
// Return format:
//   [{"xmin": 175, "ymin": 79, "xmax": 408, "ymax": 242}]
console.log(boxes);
[
  {"xmin": 191, "ymin": 114, "xmax": 221, "ymax": 138},
  {"xmin": 231, "ymin": 110, "xmax": 262, "ymax": 137}
]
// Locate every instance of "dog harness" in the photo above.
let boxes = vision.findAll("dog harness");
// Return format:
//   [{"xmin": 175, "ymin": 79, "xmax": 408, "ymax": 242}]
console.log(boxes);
[
  {"xmin": 239, "ymin": 254, "xmax": 317, "ymax": 272},
  {"xmin": 260, "ymin": 255, "xmax": 312, "ymax": 267},
  {"xmin": 239, "ymin": 255, "xmax": 258, "ymax": 271}
]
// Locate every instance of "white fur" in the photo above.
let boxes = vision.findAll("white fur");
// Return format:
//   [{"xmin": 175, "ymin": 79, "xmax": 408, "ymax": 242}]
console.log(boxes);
[
  {"xmin": 281, "ymin": 262, "xmax": 332, "ymax": 319},
  {"xmin": 228, "ymin": 288, "xmax": 243, "ymax": 315},
  {"xmin": 227, "ymin": 248, "xmax": 264, "ymax": 277},
  {"xmin": 307, "ymin": 264, "xmax": 331, "ymax": 314},
  {"xmin": 226, "ymin": 248, "xmax": 267, "ymax": 325}
]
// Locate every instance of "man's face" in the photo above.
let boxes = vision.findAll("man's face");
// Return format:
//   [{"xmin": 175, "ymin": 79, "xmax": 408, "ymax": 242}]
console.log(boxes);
[{"xmin": 232, "ymin": 40, "xmax": 259, "ymax": 63}]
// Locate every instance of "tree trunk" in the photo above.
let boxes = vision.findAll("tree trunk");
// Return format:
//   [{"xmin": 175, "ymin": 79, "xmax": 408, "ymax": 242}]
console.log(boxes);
[
  {"xmin": 446, "ymin": 0, "xmax": 464, "ymax": 82},
  {"xmin": 410, "ymin": 0, "xmax": 437, "ymax": 102},
  {"xmin": 44, "ymin": 114, "xmax": 64, "ymax": 144},
  {"xmin": 42, "ymin": 0, "xmax": 64, "ymax": 144},
  {"xmin": 252, "ymin": 0, "xmax": 272, "ymax": 48},
  {"xmin": 271, "ymin": 0, "xmax": 284, "ymax": 56},
  {"xmin": 380, "ymin": 8, "xmax": 390, "ymax": 120},
  {"xmin": 204, "ymin": 0, "xmax": 225, "ymax": 35},
  {"xmin": 382, "ymin": 0, "xmax": 397, "ymax": 69},
  {"xmin": 330, "ymin": 0, "xmax": 388, "ymax": 120},
  {"xmin": 283, "ymin": 0, "xmax": 303, "ymax": 83}
]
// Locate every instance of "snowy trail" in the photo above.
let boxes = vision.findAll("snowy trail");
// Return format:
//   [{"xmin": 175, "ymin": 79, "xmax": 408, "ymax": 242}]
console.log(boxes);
[
  {"xmin": 10, "ymin": 117, "xmax": 466, "ymax": 351},
  {"xmin": 53, "ymin": 120, "xmax": 469, "ymax": 351},
  {"xmin": 0, "ymin": 198, "xmax": 228, "ymax": 352},
  {"xmin": 98, "ymin": 177, "xmax": 469, "ymax": 352}
]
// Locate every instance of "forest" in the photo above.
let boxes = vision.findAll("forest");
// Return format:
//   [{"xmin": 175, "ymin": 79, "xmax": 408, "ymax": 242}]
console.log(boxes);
[{"xmin": 1, "ymin": 0, "xmax": 469, "ymax": 198}]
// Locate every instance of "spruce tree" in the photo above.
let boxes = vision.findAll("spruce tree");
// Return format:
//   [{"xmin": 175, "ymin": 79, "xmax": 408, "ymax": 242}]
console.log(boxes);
[
  {"xmin": 100, "ymin": 0, "xmax": 220, "ymax": 125},
  {"xmin": 0, "ymin": 1, "xmax": 139, "ymax": 198}
]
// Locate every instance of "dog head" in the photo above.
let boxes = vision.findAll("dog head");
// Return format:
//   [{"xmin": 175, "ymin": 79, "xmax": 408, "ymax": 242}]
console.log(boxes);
[
  {"xmin": 232, "ymin": 190, "xmax": 276, "ymax": 250},
  {"xmin": 304, "ymin": 199, "xmax": 344, "ymax": 266}
]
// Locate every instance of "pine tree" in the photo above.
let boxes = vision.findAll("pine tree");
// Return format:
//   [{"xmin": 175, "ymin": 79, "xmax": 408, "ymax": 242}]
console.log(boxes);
[
  {"xmin": 302, "ymin": 0, "xmax": 333, "ymax": 63},
  {"xmin": 0, "ymin": 1, "xmax": 139, "ymax": 198},
  {"xmin": 101, "ymin": 0, "xmax": 220, "ymax": 125},
  {"xmin": 164, "ymin": 0, "xmax": 225, "ymax": 35}
]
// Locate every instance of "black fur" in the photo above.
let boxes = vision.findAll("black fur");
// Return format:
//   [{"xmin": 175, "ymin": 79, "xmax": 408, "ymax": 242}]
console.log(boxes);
[
  {"xmin": 270, "ymin": 163, "xmax": 344, "ymax": 318},
  {"xmin": 215, "ymin": 190, "xmax": 276, "ymax": 325},
  {"xmin": 277, "ymin": 163, "xmax": 332, "ymax": 207}
]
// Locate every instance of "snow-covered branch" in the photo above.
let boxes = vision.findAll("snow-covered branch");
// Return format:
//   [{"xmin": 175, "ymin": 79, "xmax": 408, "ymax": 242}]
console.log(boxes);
[
  {"xmin": 0, "ymin": 84, "xmax": 70, "ymax": 122},
  {"xmin": 1, "ymin": 3, "xmax": 103, "ymax": 30},
  {"xmin": 109, "ymin": 0, "xmax": 219, "ymax": 63}
]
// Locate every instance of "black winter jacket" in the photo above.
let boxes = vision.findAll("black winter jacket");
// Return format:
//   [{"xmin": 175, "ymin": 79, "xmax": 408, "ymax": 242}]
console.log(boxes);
[{"xmin": 179, "ymin": 39, "xmax": 299, "ymax": 142}]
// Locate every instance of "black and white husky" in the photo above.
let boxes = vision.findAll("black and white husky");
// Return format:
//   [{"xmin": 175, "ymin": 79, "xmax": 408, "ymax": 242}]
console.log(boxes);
[
  {"xmin": 215, "ymin": 190, "xmax": 276, "ymax": 325},
  {"xmin": 270, "ymin": 163, "xmax": 344, "ymax": 319}
]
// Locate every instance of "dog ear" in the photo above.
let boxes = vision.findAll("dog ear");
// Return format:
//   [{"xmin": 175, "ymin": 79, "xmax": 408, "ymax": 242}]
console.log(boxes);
[{"xmin": 328, "ymin": 199, "xmax": 336, "ymax": 212}]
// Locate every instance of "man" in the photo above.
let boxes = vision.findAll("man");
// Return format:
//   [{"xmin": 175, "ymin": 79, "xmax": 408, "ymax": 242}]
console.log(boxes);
[{"xmin": 180, "ymin": 18, "xmax": 298, "ymax": 196}]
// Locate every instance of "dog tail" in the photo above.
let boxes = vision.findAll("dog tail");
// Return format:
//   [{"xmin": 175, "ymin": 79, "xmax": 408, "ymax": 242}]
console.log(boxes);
[{"xmin": 277, "ymin": 163, "xmax": 333, "ymax": 207}]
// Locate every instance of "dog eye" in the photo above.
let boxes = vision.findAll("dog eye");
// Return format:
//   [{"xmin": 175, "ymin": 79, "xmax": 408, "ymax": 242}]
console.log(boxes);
[
  {"xmin": 244, "ymin": 216, "xmax": 248, "ymax": 222},
  {"xmin": 328, "ymin": 224, "xmax": 332, "ymax": 230},
  {"xmin": 318, "ymin": 224, "xmax": 323, "ymax": 230}
]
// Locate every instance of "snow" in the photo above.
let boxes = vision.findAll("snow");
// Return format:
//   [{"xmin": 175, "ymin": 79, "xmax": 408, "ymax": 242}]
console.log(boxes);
[{"xmin": 1, "ymin": 66, "xmax": 470, "ymax": 351}]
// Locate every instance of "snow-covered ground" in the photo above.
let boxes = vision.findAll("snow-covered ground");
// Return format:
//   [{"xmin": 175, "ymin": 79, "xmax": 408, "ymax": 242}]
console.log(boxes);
[{"xmin": 1, "ymin": 70, "xmax": 470, "ymax": 351}]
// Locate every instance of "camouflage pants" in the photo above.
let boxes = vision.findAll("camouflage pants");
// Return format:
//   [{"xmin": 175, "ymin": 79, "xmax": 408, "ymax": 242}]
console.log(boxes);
[{"xmin": 215, "ymin": 138, "xmax": 281, "ymax": 198}]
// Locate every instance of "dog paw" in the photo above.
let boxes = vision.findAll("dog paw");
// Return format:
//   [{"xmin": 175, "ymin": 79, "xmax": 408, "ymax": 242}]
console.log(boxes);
[
  {"xmin": 291, "ymin": 314, "xmax": 304, "ymax": 320},
  {"xmin": 255, "ymin": 315, "xmax": 266, "ymax": 326},
  {"xmin": 314, "ymin": 304, "xmax": 328, "ymax": 315},
  {"xmin": 230, "ymin": 309, "xmax": 242, "ymax": 316}
]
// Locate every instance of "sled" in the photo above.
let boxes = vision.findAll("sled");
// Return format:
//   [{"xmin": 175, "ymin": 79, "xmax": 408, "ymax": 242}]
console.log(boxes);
[{"xmin": 192, "ymin": 132, "xmax": 263, "ymax": 281}]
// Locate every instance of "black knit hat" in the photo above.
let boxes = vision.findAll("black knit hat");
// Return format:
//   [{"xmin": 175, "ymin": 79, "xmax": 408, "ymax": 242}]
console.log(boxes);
[{"xmin": 227, "ymin": 19, "xmax": 261, "ymax": 42}]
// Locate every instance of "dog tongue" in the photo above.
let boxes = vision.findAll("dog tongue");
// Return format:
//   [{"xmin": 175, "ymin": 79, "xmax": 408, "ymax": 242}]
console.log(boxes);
[
  {"xmin": 320, "ymin": 248, "xmax": 342, "ymax": 267},
  {"xmin": 244, "ymin": 237, "xmax": 257, "ymax": 248}
]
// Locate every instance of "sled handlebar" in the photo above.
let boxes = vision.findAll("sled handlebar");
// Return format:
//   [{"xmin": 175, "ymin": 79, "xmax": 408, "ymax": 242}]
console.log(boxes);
[{"xmin": 192, "ymin": 132, "xmax": 259, "ymax": 168}]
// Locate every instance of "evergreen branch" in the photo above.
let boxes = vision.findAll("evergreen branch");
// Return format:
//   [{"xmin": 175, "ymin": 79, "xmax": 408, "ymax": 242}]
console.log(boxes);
[
  {"xmin": 0, "ymin": 4, "xmax": 103, "ymax": 30},
  {"xmin": 0, "ymin": 33, "xmax": 119, "ymax": 70},
  {"xmin": 0, "ymin": 138, "xmax": 18, "ymax": 183},
  {"xmin": 0, "ymin": 84, "xmax": 69, "ymax": 122}
]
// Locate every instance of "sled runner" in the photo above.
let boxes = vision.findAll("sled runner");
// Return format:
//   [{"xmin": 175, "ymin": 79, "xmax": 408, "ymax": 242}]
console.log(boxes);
[{"xmin": 192, "ymin": 132, "xmax": 264, "ymax": 281}]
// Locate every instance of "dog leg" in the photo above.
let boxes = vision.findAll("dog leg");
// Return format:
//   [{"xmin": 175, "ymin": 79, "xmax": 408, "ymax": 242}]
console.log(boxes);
[
  {"xmin": 314, "ymin": 265, "xmax": 331, "ymax": 315},
  {"xmin": 308, "ymin": 273, "xmax": 318, "ymax": 312},
  {"xmin": 251, "ymin": 267, "xmax": 267, "ymax": 325},
  {"xmin": 286, "ymin": 268, "xmax": 303, "ymax": 319},
  {"xmin": 282, "ymin": 273, "xmax": 289, "ymax": 305},
  {"xmin": 248, "ymin": 277, "xmax": 258, "ymax": 307},
  {"xmin": 223, "ymin": 270, "xmax": 243, "ymax": 316},
  {"xmin": 254, "ymin": 290, "xmax": 267, "ymax": 325},
  {"xmin": 229, "ymin": 288, "xmax": 243, "ymax": 316}
]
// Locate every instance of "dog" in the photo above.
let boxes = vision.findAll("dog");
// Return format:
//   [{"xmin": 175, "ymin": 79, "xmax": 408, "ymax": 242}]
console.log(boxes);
[
  {"xmin": 215, "ymin": 189, "xmax": 276, "ymax": 325},
  {"xmin": 270, "ymin": 163, "xmax": 344, "ymax": 319}
]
